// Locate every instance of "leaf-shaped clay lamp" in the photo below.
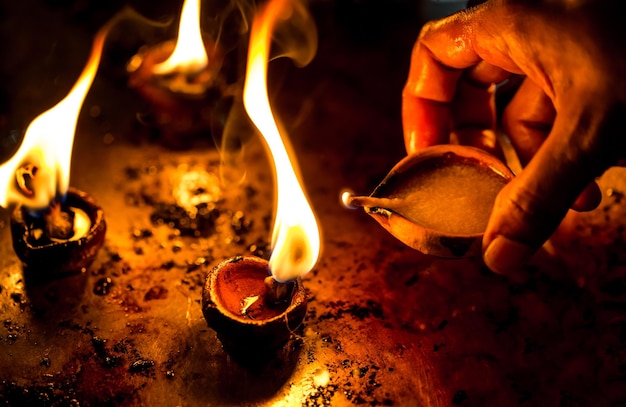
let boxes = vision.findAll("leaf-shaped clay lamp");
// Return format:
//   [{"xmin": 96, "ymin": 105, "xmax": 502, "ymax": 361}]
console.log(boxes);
[{"xmin": 347, "ymin": 144, "xmax": 514, "ymax": 258}]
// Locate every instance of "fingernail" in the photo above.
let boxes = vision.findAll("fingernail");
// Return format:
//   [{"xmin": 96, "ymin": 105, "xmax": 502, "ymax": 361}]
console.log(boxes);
[{"xmin": 484, "ymin": 235, "xmax": 534, "ymax": 275}]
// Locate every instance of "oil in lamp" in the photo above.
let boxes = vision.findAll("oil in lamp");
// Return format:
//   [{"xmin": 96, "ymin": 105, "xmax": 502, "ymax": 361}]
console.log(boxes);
[
  {"xmin": 0, "ymin": 24, "xmax": 109, "ymax": 277},
  {"xmin": 126, "ymin": 0, "xmax": 242, "ymax": 149},
  {"xmin": 344, "ymin": 144, "xmax": 514, "ymax": 258},
  {"xmin": 202, "ymin": 256, "xmax": 308, "ymax": 364},
  {"xmin": 202, "ymin": 0, "xmax": 320, "ymax": 364}
]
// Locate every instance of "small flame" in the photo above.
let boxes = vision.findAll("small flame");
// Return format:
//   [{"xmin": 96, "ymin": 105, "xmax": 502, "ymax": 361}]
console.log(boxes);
[
  {"xmin": 243, "ymin": 0, "xmax": 320, "ymax": 282},
  {"xmin": 0, "ymin": 26, "xmax": 107, "ymax": 211},
  {"xmin": 152, "ymin": 0, "xmax": 209, "ymax": 75},
  {"xmin": 340, "ymin": 189, "xmax": 357, "ymax": 209}
]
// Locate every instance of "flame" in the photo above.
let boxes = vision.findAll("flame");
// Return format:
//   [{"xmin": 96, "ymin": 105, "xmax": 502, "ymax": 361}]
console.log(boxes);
[
  {"xmin": 0, "ymin": 26, "xmax": 107, "ymax": 211},
  {"xmin": 152, "ymin": 0, "xmax": 209, "ymax": 75},
  {"xmin": 243, "ymin": 0, "xmax": 320, "ymax": 282}
]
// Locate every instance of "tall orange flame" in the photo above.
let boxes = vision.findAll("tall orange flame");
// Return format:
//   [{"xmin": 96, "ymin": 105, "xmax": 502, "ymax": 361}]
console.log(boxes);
[
  {"xmin": 152, "ymin": 0, "xmax": 209, "ymax": 75},
  {"xmin": 0, "ymin": 25, "xmax": 107, "ymax": 210},
  {"xmin": 243, "ymin": 0, "xmax": 321, "ymax": 282}
]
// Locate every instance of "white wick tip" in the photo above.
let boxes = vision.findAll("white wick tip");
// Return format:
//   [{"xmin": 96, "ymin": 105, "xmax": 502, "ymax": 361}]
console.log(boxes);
[{"xmin": 340, "ymin": 189, "xmax": 358, "ymax": 210}]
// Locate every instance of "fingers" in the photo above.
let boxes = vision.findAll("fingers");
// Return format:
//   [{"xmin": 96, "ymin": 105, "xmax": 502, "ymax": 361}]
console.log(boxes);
[
  {"xmin": 483, "ymin": 112, "xmax": 608, "ymax": 274},
  {"xmin": 502, "ymin": 78, "xmax": 602, "ymax": 213},
  {"xmin": 402, "ymin": 98, "xmax": 449, "ymax": 153},
  {"xmin": 402, "ymin": 4, "xmax": 520, "ymax": 155},
  {"xmin": 502, "ymin": 79, "xmax": 555, "ymax": 166},
  {"xmin": 402, "ymin": 12, "xmax": 483, "ymax": 154}
]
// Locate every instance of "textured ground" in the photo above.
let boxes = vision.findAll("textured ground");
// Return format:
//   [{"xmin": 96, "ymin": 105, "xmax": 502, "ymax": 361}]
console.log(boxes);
[{"xmin": 1, "ymin": 1, "xmax": 625, "ymax": 406}]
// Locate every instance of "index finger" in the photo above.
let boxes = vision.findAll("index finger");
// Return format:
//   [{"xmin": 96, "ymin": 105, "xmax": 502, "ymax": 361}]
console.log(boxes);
[{"xmin": 402, "ymin": 5, "xmax": 517, "ymax": 153}]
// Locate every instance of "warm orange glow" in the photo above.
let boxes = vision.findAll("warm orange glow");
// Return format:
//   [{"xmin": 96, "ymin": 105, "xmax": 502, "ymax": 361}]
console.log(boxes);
[
  {"xmin": 0, "ymin": 27, "xmax": 107, "ymax": 211},
  {"xmin": 243, "ymin": 0, "xmax": 320, "ymax": 282},
  {"xmin": 152, "ymin": 0, "xmax": 209, "ymax": 75}
]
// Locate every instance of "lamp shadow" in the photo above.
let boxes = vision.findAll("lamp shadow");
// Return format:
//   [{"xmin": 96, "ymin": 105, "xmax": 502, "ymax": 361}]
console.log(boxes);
[
  {"xmin": 182, "ymin": 321, "xmax": 303, "ymax": 406},
  {"xmin": 22, "ymin": 264, "xmax": 89, "ymax": 323}
]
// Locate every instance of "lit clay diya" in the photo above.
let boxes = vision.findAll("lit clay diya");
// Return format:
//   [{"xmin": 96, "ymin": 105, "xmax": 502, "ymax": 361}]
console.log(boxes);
[
  {"xmin": 347, "ymin": 144, "xmax": 514, "ymax": 258},
  {"xmin": 127, "ymin": 39, "xmax": 231, "ymax": 149},
  {"xmin": 202, "ymin": 256, "xmax": 307, "ymax": 362},
  {"xmin": 10, "ymin": 187, "xmax": 106, "ymax": 275}
]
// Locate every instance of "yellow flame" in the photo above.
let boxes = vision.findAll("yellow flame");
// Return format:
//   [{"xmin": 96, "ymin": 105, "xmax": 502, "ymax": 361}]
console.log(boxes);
[
  {"xmin": 0, "ymin": 26, "xmax": 107, "ymax": 211},
  {"xmin": 243, "ymin": 0, "xmax": 320, "ymax": 282},
  {"xmin": 152, "ymin": 0, "xmax": 209, "ymax": 75}
]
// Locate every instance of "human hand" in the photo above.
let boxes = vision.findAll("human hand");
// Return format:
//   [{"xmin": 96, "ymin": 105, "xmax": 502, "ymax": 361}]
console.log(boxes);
[{"xmin": 402, "ymin": 0, "xmax": 626, "ymax": 274}]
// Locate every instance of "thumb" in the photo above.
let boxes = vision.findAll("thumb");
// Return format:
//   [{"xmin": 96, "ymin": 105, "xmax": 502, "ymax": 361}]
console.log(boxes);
[{"xmin": 482, "ymin": 112, "xmax": 611, "ymax": 274}]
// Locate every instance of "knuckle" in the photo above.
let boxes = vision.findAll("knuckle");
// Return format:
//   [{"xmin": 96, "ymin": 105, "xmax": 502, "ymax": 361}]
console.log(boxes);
[{"xmin": 496, "ymin": 182, "xmax": 559, "ymax": 245}]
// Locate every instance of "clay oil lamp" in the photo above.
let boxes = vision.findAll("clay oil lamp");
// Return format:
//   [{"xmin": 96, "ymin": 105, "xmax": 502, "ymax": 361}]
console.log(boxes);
[
  {"xmin": 202, "ymin": 256, "xmax": 308, "ymax": 363},
  {"xmin": 344, "ymin": 144, "xmax": 514, "ymax": 258},
  {"xmin": 127, "ymin": 0, "xmax": 235, "ymax": 149},
  {"xmin": 202, "ymin": 0, "xmax": 320, "ymax": 365},
  {"xmin": 0, "ymin": 25, "xmax": 108, "ymax": 276},
  {"xmin": 10, "ymin": 187, "xmax": 106, "ymax": 275}
]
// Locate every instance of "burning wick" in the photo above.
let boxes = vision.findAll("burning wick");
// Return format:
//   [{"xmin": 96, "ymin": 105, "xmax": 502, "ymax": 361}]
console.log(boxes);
[
  {"xmin": 20, "ymin": 197, "xmax": 93, "ymax": 246},
  {"xmin": 127, "ymin": 42, "xmax": 223, "ymax": 97},
  {"xmin": 242, "ymin": 0, "xmax": 321, "ymax": 284},
  {"xmin": 1, "ymin": 10, "xmax": 113, "ymax": 276},
  {"xmin": 39, "ymin": 203, "xmax": 91, "ymax": 243},
  {"xmin": 126, "ymin": 0, "xmax": 228, "ymax": 98},
  {"xmin": 239, "ymin": 276, "xmax": 294, "ymax": 317},
  {"xmin": 202, "ymin": 256, "xmax": 307, "ymax": 363},
  {"xmin": 10, "ymin": 188, "xmax": 106, "ymax": 276},
  {"xmin": 44, "ymin": 203, "xmax": 75, "ymax": 241},
  {"xmin": 264, "ymin": 275, "xmax": 295, "ymax": 304},
  {"xmin": 125, "ymin": 0, "xmax": 230, "ymax": 148},
  {"xmin": 12, "ymin": 161, "xmax": 92, "ymax": 244},
  {"xmin": 340, "ymin": 189, "xmax": 358, "ymax": 210}
]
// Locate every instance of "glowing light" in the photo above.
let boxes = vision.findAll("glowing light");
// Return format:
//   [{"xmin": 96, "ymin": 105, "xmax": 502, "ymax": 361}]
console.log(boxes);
[
  {"xmin": 152, "ymin": 0, "xmax": 209, "ymax": 75},
  {"xmin": 340, "ymin": 189, "xmax": 357, "ymax": 209},
  {"xmin": 243, "ymin": 0, "xmax": 320, "ymax": 282},
  {"xmin": 0, "ymin": 26, "xmax": 107, "ymax": 210}
]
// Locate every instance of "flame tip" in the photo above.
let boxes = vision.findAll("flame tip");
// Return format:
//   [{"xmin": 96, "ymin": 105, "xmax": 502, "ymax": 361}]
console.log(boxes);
[{"xmin": 244, "ymin": 0, "xmax": 320, "ymax": 282}]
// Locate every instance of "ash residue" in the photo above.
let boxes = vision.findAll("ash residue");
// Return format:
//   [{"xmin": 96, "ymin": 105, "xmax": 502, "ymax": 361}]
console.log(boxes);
[
  {"xmin": 2, "ymin": 318, "xmax": 24, "ymax": 345},
  {"xmin": 150, "ymin": 202, "xmax": 221, "ymax": 237},
  {"xmin": 0, "ymin": 332, "xmax": 148, "ymax": 406},
  {"xmin": 143, "ymin": 285, "xmax": 168, "ymax": 301},
  {"xmin": 302, "ymin": 362, "xmax": 393, "ymax": 406},
  {"xmin": 93, "ymin": 277, "xmax": 113, "ymax": 296},
  {"xmin": 89, "ymin": 335, "xmax": 156, "ymax": 378},
  {"xmin": 129, "ymin": 359, "xmax": 155, "ymax": 374},
  {"xmin": 92, "ymin": 336, "xmax": 120, "ymax": 369},
  {"xmin": 39, "ymin": 357, "xmax": 51, "ymax": 368},
  {"xmin": 303, "ymin": 383, "xmax": 339, "ymax": 407},
  {"xmin": 0, "ymin": 381, "xmax": 81, "ymax": 406},
  {"xmin": 131, "ymin": 228, "xmax": 153, "ymax": 240},
  {"xmin": 318, "ymin": 300, "xmax": 384, "ymax": 321},
  {"xmin": 346, "ymin": 365, "xmax": 393, "ymax": 406},
  {"xmin": 10, "ymin": 292, "xmax": 28, "ymax": 312}
]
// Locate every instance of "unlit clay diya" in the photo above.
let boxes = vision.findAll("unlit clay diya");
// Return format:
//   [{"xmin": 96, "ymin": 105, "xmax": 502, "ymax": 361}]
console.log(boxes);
[
  {"xmin": 10, "ymin": 187, "xmax": 106, "ymax": 276},
  {"xmin": 202, "ymin": 256, "xmax": 307, "ymax": 363},
  {"xmin": 347, "ymin": 144, "xmax": 514, "ymax": 258}
]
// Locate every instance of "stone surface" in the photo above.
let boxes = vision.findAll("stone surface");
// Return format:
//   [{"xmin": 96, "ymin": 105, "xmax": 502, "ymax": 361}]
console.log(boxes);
[{"xmin": 1, "ymin": 1, "xmax": 625, "ymax": 406}]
